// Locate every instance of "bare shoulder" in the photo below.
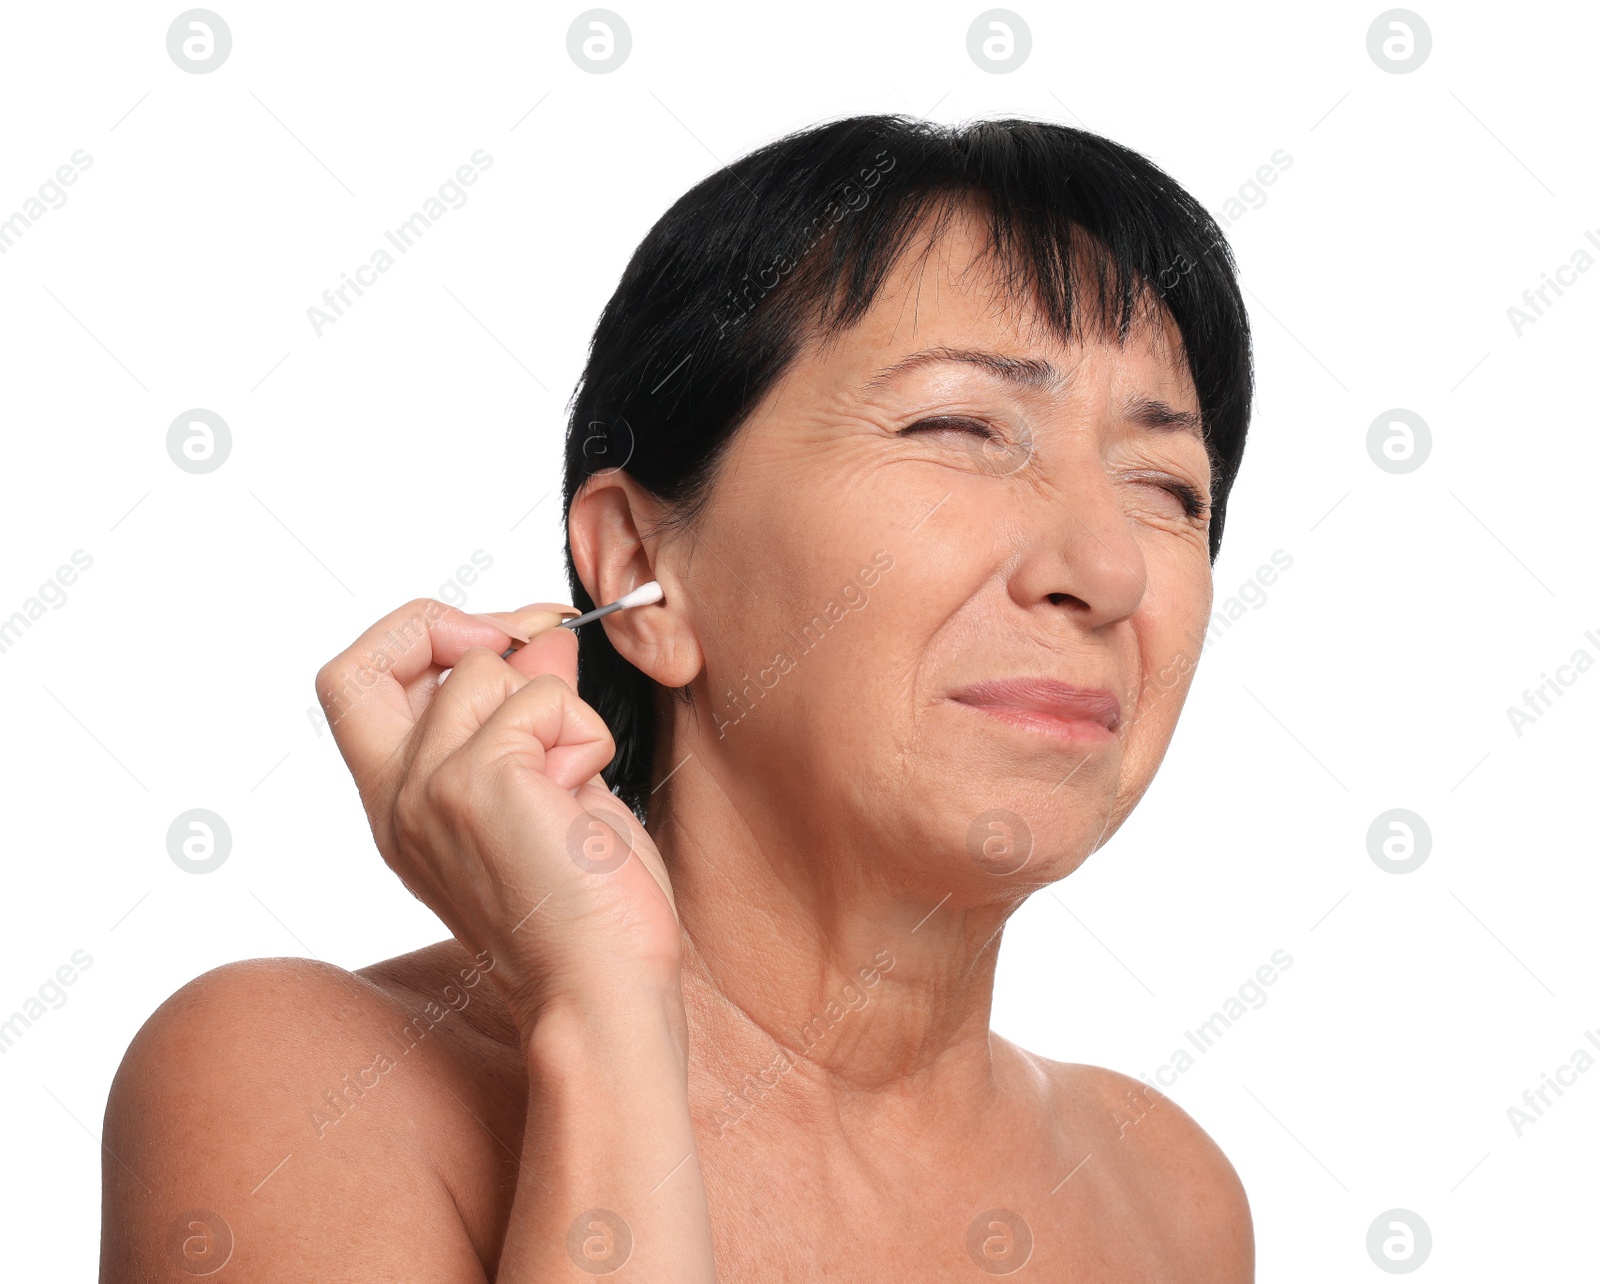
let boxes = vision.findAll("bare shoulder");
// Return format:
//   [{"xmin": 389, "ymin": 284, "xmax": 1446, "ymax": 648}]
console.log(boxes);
[
  {"xmin": 101, "ymin": 942, "xmax": 525, "ymax": 1282},
  {"xmin": 1017, "ymin": 1047, "xmax": 1254, "ymax": 1281}
]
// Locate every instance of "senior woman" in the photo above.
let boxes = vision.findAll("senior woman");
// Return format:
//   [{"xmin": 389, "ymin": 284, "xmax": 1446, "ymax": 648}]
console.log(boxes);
[{"xmin": 103, "ymin": 114, "xmax": 1255, "ymax": 1280}]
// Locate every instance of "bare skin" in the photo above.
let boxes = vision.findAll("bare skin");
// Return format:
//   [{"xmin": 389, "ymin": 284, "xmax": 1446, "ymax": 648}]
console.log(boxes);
[{"xmin": 102, "ymin": 205, "xmax": 1252, "ymax": 1281}]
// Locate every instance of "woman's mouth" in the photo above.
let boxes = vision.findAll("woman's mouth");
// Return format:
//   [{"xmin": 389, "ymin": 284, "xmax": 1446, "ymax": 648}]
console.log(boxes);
[{"xmin": 945, "ymin": 678, "xmax": 1122, "ymax": 743}]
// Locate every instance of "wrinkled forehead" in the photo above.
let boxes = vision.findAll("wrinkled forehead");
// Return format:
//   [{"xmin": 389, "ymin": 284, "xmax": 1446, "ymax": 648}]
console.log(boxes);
[{"xmin": 799, "ymin": 198, "xmax": 1197, "ymax": 398}]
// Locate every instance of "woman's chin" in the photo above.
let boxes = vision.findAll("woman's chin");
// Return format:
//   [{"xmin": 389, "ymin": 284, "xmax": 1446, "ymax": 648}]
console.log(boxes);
[{"xmin": 901, "ymin": 817, "xmax": 1101, "ymax": 904}]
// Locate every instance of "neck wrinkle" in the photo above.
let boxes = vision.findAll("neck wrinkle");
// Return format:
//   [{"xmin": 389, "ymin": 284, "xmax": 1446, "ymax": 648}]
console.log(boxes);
[{"xmin": 652, "ymin": 792, "xmax": 1013, "ymax": 1116}]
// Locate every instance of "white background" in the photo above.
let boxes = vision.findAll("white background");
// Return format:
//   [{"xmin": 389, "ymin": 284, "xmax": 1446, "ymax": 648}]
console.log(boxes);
[{"xmin": 1, "ymin": 1, "xmax": 1594, "ymax": 1277}]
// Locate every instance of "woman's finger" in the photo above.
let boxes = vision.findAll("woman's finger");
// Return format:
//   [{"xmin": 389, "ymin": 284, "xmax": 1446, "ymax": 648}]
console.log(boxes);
[
  {"xmin": 415, "ymin": 637, "xmax": 609, "ymax": 792},
  {"xmin": 447, "ymin": 666, "xmax": 616, "ymax": 795},
  {"xmin": 315, "ymin": 599, "xmax": 511, "ymax": 784},
  {"xmin": 473, "ymin": 602, "xmax": 579, "ymax": 643},
  {"xmin": 316, "ymin": 598, "xmax": 578, "ymax": 796},
  {"xmin": 502, "ymin": 619, "xmax": 581, "ymax": 692},
  {"xmin": 571, "ymin": 775, "xmax": 678, "ymax": 921},
  {"xmin": 417, "ymin": 626, "xmax": 581, "ymax": 781}
]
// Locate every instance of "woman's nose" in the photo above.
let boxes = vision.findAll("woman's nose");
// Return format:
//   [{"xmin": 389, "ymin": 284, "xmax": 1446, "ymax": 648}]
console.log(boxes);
[{"xmin": 1015, "ymin": 474, "xmax": 1148, "ymax": 630}]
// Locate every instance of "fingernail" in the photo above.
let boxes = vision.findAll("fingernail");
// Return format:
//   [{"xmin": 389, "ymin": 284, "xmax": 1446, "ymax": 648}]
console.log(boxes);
[
  {"xmin": 513, "ymin": 607, "xmax": 578, "ymax": 637},
  {"xmin": 471, "ymin": 613, "xmax": 532, "ymax": 643},
  {"xmin": 483, "ymin": 604, "xmax": 582, "ymax": 643}
]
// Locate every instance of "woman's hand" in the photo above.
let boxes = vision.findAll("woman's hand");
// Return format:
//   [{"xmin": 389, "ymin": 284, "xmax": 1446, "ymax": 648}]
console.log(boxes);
[
  {"xmin": 316, "ymin": 600, "xmax": 716, "ymax": 1281},
  {"xmin": 314, "ymin": 597, "xmax": 683, "ymax": 1033}
]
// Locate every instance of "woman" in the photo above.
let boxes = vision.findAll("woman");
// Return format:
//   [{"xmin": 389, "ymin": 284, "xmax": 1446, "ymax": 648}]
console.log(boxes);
[{"xmin": 103, "ymin": 114, "xmax": 1255, "ymax": 1280}]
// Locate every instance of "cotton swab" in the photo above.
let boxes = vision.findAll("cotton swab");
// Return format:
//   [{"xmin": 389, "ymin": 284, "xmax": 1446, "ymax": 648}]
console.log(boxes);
[
  {"xmin": 499, "ymin": 581, "xmax": 663, "ymax": 659},
  {"xmin": 556, "ymin": 580, "xmax": 664, "ymax": 630}
]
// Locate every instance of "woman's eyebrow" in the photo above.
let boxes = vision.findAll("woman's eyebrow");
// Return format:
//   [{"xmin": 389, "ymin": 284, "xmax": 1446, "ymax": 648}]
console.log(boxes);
[
  {"xmin": 858, "ymin": 347, "xmax": 1204, "ymax": 439},
  {"xmin": 858, "ymin": 346, "xmax": 1062, "ymax": 394},
  {"xmin": 1120, "ymin": 394, "xmax": 1205, "ymax": 439}
]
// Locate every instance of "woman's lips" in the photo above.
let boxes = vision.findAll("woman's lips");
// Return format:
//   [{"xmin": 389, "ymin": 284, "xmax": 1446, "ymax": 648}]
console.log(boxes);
[{"xmin": 946, "ymin": 678, "xmax": 1122, "ymax": 742}]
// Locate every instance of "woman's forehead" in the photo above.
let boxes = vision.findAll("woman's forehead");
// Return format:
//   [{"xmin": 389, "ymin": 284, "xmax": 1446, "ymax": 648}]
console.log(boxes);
[
  {"xmin": 804, "ymin": 295, "xmax": 1198, "ymax": 410},
  {"xmin": 800, "ymin": 212, "xmax": 1195, "ymax": 399}
]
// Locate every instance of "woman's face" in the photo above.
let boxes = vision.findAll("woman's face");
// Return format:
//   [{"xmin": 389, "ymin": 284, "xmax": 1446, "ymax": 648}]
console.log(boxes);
[{"xmin": 661, "ymin": 208, "xmax": 1214, "ymax": 900}]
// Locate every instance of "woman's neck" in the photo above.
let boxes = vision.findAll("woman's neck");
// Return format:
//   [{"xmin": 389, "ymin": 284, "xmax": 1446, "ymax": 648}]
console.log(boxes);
[{"xmin": 648, "ymin": 762, "xmax": 1022, "ymax": 1124}]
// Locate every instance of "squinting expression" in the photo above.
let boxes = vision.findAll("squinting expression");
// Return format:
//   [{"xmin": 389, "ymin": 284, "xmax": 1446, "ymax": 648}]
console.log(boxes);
[{"xmin": 669, "ymin": 207, "xmax": 1215, "ymax": 903}]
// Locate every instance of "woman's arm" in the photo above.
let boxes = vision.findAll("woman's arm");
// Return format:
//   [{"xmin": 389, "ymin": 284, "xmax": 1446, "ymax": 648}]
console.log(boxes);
[
  {"xmin": 319, "ymin": 599, "xmax": 717, "ymax": 1279},
  {"xmin": 99, "ymin": 961, "xmax": 714, "ymax": 1281},
  {"xmin": 504, "ymin": 983, "xmax": 714, "ymax": 1280},
  {"xmin": 99, "ymin": 958, "xmax": 498, "ymax": 1281},
  {"xmin": 101, "ymin": 597, "xmax": 718, "ymax": 1280}
]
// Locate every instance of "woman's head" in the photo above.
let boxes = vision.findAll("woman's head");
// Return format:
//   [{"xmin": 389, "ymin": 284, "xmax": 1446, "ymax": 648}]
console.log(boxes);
[{"xmin": 562, "ymin": 114, "xmax": 1251, "ymax": 889}]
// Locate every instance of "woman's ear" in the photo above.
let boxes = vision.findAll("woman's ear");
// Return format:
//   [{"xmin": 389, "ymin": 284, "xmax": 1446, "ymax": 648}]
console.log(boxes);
[{"xmin": 567, "ymin": 470, "xmax": 701, "ymax": 689}]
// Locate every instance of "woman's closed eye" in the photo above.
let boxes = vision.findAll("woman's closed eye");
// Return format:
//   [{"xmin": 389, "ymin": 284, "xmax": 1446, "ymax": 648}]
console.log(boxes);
[
  {"xmin": 1125, "ymin": 471, "xmax": 1209, "ymax": 521},
  {"xmin": 897, "ymin": 415, "xmax": 1035, "ymax": 476},
  {"xmin": 899, "ymin": 415, "xmax": 1000, "ymax": 441},
  {"xmin": 898, "ymin": 418, "xmax": 1209, "ymax": 521}
]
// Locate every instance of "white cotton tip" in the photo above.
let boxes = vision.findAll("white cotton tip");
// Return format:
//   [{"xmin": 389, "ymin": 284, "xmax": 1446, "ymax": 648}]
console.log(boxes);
[{"xmin": 616, "ymin": 580, "xmax": 664, "ymax": 610}]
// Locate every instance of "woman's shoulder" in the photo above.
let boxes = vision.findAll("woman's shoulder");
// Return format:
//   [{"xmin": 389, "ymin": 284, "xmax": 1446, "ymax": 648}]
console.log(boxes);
[
  {"xmin": 110, "ymin": 940, "xmax": 525, "ymax": 1112},
  {"xmin": 1001, "ymin": 1039, "xmax": 1255, "ymax": 1279},
  {"xmin": 102, "ymin": 941, "xmax": 525, "ymax": 1278}
]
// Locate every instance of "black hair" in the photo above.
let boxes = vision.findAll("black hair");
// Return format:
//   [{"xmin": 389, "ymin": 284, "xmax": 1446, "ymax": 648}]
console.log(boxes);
[{"xmin": 561, "ymin": 113, "xmax": 1253, "ymax": 824}]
